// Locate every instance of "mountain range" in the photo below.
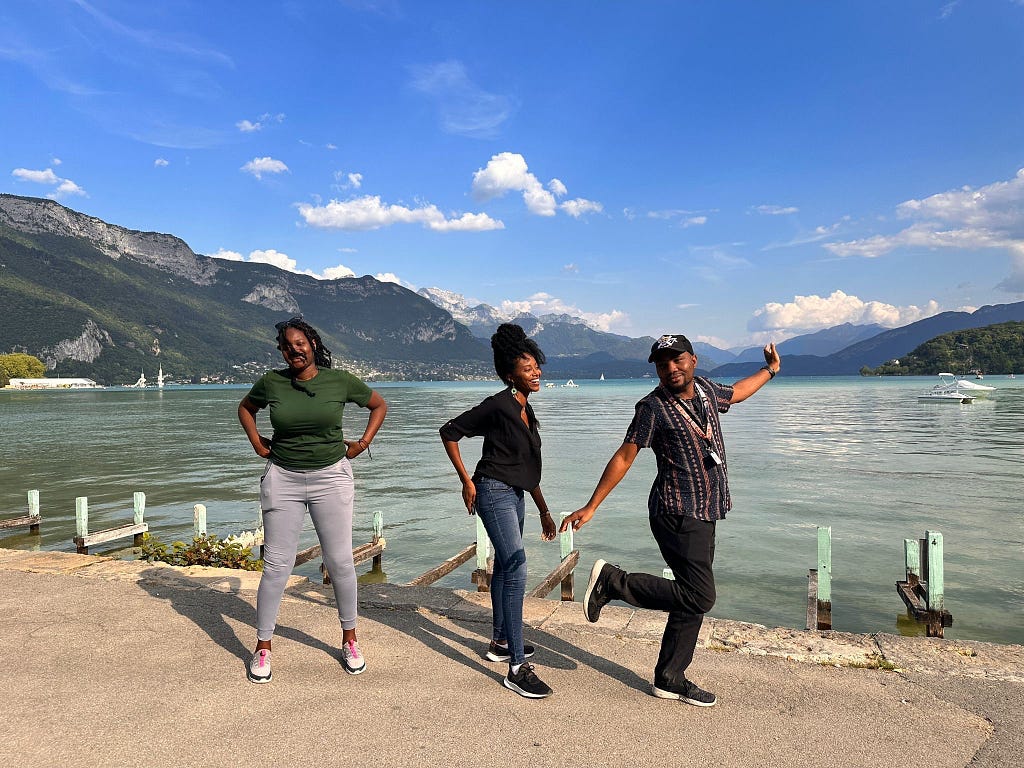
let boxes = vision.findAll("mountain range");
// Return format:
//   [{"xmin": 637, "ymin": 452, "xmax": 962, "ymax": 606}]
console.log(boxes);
[{"xmin": 4, "ymin": 194, "xmax": 1022, "ymax": 384}]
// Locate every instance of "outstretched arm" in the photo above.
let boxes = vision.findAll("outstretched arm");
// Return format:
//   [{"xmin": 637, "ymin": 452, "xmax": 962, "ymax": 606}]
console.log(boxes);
[
  {"xmin": 559, "ymin": 441, "xmax": 640, "ymax": 532},
  {"xmin": 730, "ymin": 342, "xmax": 781, "ymax": 404}
]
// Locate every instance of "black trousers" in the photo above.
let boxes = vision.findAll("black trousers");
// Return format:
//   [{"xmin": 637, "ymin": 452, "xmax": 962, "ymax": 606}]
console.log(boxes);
[{"xmin": 605, "ymin": 514, "xmax": 716, "ymax": 686}]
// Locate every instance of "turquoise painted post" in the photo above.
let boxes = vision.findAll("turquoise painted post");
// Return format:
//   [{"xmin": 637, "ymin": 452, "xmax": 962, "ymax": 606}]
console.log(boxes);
[
  {"xmin": 75, "ymin": 497, "xmax": 88, "ymax": 537},
  {"xmin": 817, "ymin": 526, "xmax": 832, "ymax": 603},
  {"xmin": 75, "ymin": 497, "xmax": 89, "ymax": 553},
  {"xmin": 28, "ymin": 489, "xmax": 40, "ymax": 533},
  {"xmin": 904, "ymin": 538, "xmax": 920, "ymax": 581},
  {"xmin": 925, "ymin": 530, "xmax": 944, "ymax": 611},
  {"xmin": 559, "ymin": 514, "xmax": 573, "ymax": 561},
  {"xmin": 257, "ymin": 505, "xmax": 265, "ymax": 560},
  {"xmin": 193, "ymin": 504, "xmax": 207, "ymax": 536},
  {"xmin": 133, "ymin": 492, "xmax": 146, "ymax": 525}
]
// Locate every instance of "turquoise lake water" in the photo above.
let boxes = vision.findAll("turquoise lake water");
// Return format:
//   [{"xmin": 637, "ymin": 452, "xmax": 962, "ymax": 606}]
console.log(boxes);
[{"xmin": 1, "ymin": 375, "xmax": 1021, "ymax": 644}]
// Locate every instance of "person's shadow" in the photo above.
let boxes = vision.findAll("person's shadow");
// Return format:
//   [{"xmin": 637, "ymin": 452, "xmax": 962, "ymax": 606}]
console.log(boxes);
[
  {"xmin": 136, "ymin": 566, "xmax": 339, "ymax": 665},
  {"xmin": 292, "ymin": 581, "xmax": 651, "ymax": 693}
]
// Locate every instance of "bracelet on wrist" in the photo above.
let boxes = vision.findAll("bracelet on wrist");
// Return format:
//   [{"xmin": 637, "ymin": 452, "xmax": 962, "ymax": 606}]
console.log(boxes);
[
  {"xmin": 539, "ymin": 510, "xmax": 551, "ymax": 517},
  {"xmin": 760, "ymin": 365, "xmax": 777, "ymax": 379}
]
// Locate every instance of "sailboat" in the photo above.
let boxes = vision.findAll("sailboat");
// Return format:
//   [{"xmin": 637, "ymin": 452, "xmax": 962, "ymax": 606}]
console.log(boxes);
[{"xmin": 599, "ymin": 373, "xmax": 605, "ymax": 381}]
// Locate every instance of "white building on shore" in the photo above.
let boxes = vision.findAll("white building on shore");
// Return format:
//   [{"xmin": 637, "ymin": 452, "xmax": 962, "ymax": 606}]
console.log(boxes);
[{"xmin": 5, "ymin": 377, "xmax": 103, "ymax": 389}]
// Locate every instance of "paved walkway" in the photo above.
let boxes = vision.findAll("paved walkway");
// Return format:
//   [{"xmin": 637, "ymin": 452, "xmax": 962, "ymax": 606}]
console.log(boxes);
[{"xmin": 1, "ymin": 548, "xmax": 1021, "ymax": 768}]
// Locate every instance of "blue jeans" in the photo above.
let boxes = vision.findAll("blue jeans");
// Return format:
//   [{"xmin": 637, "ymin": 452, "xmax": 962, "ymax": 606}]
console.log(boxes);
[{"xmin": 474, "ymin": 475, "xmax": 528, "ymax": 666}]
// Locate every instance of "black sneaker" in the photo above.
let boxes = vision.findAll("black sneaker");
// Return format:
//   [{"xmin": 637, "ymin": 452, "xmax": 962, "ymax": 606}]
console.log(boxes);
[
  {"xmin": 485, "ymin": 641, "xmax": 535, "ymax": 662},
  {"xmin": 652, "ymin": 678, "xmax": 717, "ymax": 707},
  {"xmin": 583, "ymin": 559, "xmax": 614, "ymax": 623},
  {"xmin": 503, "ymin": 663, "xmax": 553, "ymax": 698}
]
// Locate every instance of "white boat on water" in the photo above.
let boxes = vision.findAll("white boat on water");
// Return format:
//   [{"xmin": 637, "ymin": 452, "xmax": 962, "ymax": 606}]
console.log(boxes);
[
  {"xmin": 126, "ymin": 370, "xmax": 147, "ymax": 388},
  {"xmin": 918, "ymin": 373, "xmax": 976, "ymax": 404},
  {"xmin": 561, "ymin": 379, "xmax": 580, "ymax": 388},
  {"xmin": 599, "ymin": 373, "xmax": 605, "ymax": 381},
  {"xmin": 157, "ymin": 365, "xmax": 165, "ymax": 390},
  {"xmin": 935, "ymin": 372, "xmax": 995, "ymax": 395}
]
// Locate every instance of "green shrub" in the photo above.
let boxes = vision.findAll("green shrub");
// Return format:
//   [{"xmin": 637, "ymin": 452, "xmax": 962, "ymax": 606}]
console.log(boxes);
[{"xmin": 138, "ymin": 532, "xmax": 262, "ymax": 571}]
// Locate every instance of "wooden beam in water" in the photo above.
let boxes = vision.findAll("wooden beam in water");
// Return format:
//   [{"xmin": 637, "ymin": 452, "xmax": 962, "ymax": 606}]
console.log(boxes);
[
  {"xmin": 527, "ymin": 550, "xmax": 580, "ymax": 600},
  {"xmin": 407, "ymin": 543, "xmax": 477, "ymax": 587}
]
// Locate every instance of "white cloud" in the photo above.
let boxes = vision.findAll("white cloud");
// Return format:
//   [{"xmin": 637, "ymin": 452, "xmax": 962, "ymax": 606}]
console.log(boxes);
[
  {"xmin": 748, "ymin": 290, "xmax": 942, "ymax": 333},
  {"xmin": 326, "ymin": 143, "xmax": 338, "ymax": 150},
  {"xmin": 409, "ymin": 60, "xmax": 512, "ymax": 138},
  {"xmin": 563, "ymin": 263, "xmax": 579, "ymax": 273},
  {"xmin": 12, "ymin": 167, "xmax": 60, "ymax": 184},
  {"xmin": 756, "ymin": 204, "xmax": 799, "ymax": 215},
  {"xmin": 248, "ymin": 249, "xmax": 298, "ymax": 271},
  {"xmin": 824, "ymin": 169, "xmax": 1024, "ymax": 297},
  {"xmin": 560, "ymin": 198, "xmax": 604, "ymax": 218},
  {"xmin": 241, "ymin": 156, "xmax": 289, "ymax": 179},
  {"xmin": 11, "ymin": 166, "xmax": 86, "ymax": 198},
  {"xmin": 471, "ymin": 152, "xmax": 600, "ymax": 218},
  {"xmin": 333, "ymin": 170, "xmax": 363, "ymax": 190},
  {"xmin": 212, "ymin": 246, "xmax": 358, "ymax": 281},
  {"xmin": 237, "ymin": 113, "xmax": 285, "ymax": 132},
  {"xmin": 681, "ymin": 216, "xmax": 707, "ymax": 228},
  {"xmin": 374, "ymin": 272, "xmax": 417, "ymax": 289},
  {"xmin": 296, "ymin": 195, "xmax": 504, "ymax": 232},
  {"xmin": 154, "ymin": 158, "xmax": 169, "ymax": 167},
  {"xmin": 498, "ymin": 292, "xmax": 628, "ymax": 333},
  {"xmin": 51, "ymin": 157, "xmax": 62, "ymax": 166},
  {"xmin": 323, "ymin": 264, "xmax": 357, "ymax": 279}
]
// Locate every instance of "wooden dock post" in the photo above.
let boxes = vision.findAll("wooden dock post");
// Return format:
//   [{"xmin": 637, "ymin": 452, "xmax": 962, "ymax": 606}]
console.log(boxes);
[
  {"xmin": 28, "ymin": 490, "xmax": 40, "ymax": 534},
  {"xmin": 372, "ymin": 510, "xmax": 384, "ymax": 570},
  {"xmin": 472, "ymin": 515, "xmax": 492, "ymax": 592},
  {"xmin": 73, "ymin": 493, "xmax": 148, "ymax": 554},
  {"xmin": 75, "ymin": 497, "xmax": 89, "ymax": 553},
  {"xmin": 806, "ymin": 526, "xmax": 832, "ymax": 630},
  {"xmin": 133, "ymin": 492, "xmax": 146, "ymax": 547},
  {"xmin": 896, "ymin": 529, "xmax": 952, "ymax": 637},
  {"xmin": 193, "ymin": 504, "xmax": 207, "ymax": 536},
  {"xmin": 559, "ymin": 513, "xmax": 575, "ymax": 601},
  {"xmin": 0, "ymin": 490, "xmax": 42, "ymax": 536}
]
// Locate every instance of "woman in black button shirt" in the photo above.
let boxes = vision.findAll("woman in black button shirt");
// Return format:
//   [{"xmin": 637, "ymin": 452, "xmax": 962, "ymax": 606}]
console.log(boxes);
[{"xmin": 440, "ymin": 323, "xmax": 557, "ymax": 698}]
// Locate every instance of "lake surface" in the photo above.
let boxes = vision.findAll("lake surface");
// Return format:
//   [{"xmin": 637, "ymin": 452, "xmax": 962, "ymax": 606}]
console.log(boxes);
[{"xmin": 2, "ymin": 375, "xmax": 1022, "ymax": 644}]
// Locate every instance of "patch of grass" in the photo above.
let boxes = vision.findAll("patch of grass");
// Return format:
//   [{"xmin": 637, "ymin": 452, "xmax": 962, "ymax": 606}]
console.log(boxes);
[{"xmin": 847, "ymin": 653, "xmax": 898, "ymax": 671}]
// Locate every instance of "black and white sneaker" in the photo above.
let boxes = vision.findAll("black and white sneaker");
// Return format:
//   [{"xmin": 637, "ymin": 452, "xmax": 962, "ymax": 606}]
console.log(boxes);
[
  {"xmin": 485, "ymin": 641, "xmax": 535, "ymax": 662},
  {"xmin": 583, "ymin": 559, "xmax": 614, "ymax": 623},
  {"xmin": 503, "ymin": 663, "xmax": 553, "ymax": 699},
  {"xmin": 247, "ymin": 649, "xmax": 272, "ymax": 684},
  {"xmin": 652, "ymin": 678, "xmax": 717, "ymax": 707}
]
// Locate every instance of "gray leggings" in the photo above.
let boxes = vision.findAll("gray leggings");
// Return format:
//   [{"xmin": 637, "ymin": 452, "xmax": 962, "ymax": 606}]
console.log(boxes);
[{"xmin": 256, "ymin": 457, "xmax": 358, "ymax": 640}]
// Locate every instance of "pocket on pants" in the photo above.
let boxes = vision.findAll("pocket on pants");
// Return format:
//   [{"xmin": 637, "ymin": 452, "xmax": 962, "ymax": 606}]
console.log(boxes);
[{"xmin": 259, "ymin": 461, "xmax": 274, "ymax": 509}]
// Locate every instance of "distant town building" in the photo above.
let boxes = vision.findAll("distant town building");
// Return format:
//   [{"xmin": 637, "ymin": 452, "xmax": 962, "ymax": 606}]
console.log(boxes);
[{"xmin": 5, "ymin": 377, "xmax": 102, "ymax": 389}]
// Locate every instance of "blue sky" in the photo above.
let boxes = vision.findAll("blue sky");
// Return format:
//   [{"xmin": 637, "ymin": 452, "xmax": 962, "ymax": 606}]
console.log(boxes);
[{"xmin": 3, "ymin": 1, "xmax": 1024, "ymax": 348}]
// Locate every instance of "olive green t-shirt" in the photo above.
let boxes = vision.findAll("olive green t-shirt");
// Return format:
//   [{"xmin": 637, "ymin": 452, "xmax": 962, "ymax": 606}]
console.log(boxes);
[{"xmin": 246, "ymin": 368, "xmax": 373, "ymax": 470}]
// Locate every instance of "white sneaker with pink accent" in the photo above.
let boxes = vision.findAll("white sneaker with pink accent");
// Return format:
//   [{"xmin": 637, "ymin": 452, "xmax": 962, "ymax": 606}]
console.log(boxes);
[
  {"xmin": 342, "ymin": 639, "xmax": 365, "ymax": 675},
  {"xmin": 248, "ymin": 648, "xmax": 272, "ymax": 684}
]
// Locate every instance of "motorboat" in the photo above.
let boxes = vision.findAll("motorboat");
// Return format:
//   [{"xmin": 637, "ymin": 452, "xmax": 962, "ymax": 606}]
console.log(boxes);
[
  {"xmin": 918, "ymin": 373, "xmax": 976, "ymax": 404},
  {"xmin": 561, "ymin": 379, "xmax": 580, "ymax": 388},
  {"xmin": 934, "ymin": 372, "xmax": 995, "ymax": 395}
]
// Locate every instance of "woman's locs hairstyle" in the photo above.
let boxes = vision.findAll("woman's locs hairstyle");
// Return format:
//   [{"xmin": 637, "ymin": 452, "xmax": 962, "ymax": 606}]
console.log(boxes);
[
  {"xmin": 274, "ymin": 316, "xmax": 333, "ymax": 397},
  {"xmin": 490, "ymin": 323, "xmax": 546, "ymax": 383}
]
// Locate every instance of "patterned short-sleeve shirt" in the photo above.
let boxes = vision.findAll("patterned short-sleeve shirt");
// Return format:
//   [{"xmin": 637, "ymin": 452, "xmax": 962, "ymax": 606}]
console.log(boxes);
[{"xmin": 624, "ymin": 377, "xmax": 734, "ymax": 520}]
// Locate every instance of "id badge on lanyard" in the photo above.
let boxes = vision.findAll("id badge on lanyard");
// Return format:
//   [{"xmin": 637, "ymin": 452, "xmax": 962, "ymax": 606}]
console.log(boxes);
[{"xmin": 671, "ymin": 385, "xmax": 721, "ymax": 467}]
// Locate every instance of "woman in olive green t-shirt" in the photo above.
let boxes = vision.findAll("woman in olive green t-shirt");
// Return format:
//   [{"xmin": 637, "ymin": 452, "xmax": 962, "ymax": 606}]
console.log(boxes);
[{"xmin": 238, "ymin": 317, "xmax": 386, "ymax": 683}]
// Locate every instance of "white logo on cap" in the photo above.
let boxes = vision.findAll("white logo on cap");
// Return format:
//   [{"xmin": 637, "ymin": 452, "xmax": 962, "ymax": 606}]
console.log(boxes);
[{"xmin": 656, "ymin": 335, "xmax": 678, "ymax": 349}]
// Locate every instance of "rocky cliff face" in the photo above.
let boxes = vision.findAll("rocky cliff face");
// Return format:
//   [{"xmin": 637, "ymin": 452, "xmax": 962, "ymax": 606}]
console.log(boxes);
[
  {"xmin": 0, "ymin": 194, "xmax": 221, "ymax": 285},
  {"xmin": 39, "ymin": 318, "xmax": 114, "ymax": 368}
]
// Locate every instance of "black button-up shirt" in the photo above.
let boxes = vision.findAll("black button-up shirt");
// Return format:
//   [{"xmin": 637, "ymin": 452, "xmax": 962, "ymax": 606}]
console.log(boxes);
[{"xmin": 439, "ymin": 387, "xmax": 542, "ymax": 491}]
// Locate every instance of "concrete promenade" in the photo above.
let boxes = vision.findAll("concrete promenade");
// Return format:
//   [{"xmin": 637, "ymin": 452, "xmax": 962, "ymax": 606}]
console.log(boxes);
[{"xmin": 1, "ymin": 547, "xmax": 1021, "ymax": 768}]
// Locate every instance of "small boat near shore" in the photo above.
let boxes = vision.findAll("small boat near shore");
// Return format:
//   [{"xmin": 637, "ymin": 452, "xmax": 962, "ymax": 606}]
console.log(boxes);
[{"xmin": 918, "ymin": 373, "xmax": 976, "ymax": 404}]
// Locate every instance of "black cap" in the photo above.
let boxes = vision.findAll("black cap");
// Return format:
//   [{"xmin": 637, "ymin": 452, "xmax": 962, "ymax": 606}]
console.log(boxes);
[{"xmin": 648, "ymin": 334, "xmax": 694, "ymax": 362}]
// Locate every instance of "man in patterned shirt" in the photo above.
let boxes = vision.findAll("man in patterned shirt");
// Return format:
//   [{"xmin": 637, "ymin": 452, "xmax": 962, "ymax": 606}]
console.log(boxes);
[{"xmin": 560, "ymin": 333, "xmax": 781, "ymax": 707}]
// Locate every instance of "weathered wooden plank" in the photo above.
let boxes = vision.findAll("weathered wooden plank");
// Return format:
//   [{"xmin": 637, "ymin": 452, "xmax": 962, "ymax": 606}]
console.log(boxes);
[
  {"xmin": 904, "ymin": 538, "xmax": 920, "ymax": 580},
  {"xmin": 294, "ymin": 543, "xmax": 322, "ymax": 567},
  {"xmin": 193, "ymin": 504, "xmax": 207, "ymax": 536},
  {"xmin": 527, "ymin": 550, "xmax": 580, "ymax": 599},
  {"xmin": 0, "ymin": 515, "xmax": 41, "ymax": 530},
  {"xmin": 372, "ymin": 510, "xmax": 384, "ymax": 568},
  {"xmin": 407, "ymin": 543, "xmax": 477, "ymax": 587},
  {"xmin": 74, "ymin": 522, "xmax": 149, "ymax": 548},
  {"xmin": 475, "ymin": 516, "xmax": 490, "ymax": 570},
  {"xmin": 28, "ymin": 489, "xmax": 40, "ymax": 532},
  {"xmin": 352, "ymin": 541, "xmax": 385, "ymax": 566}
]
